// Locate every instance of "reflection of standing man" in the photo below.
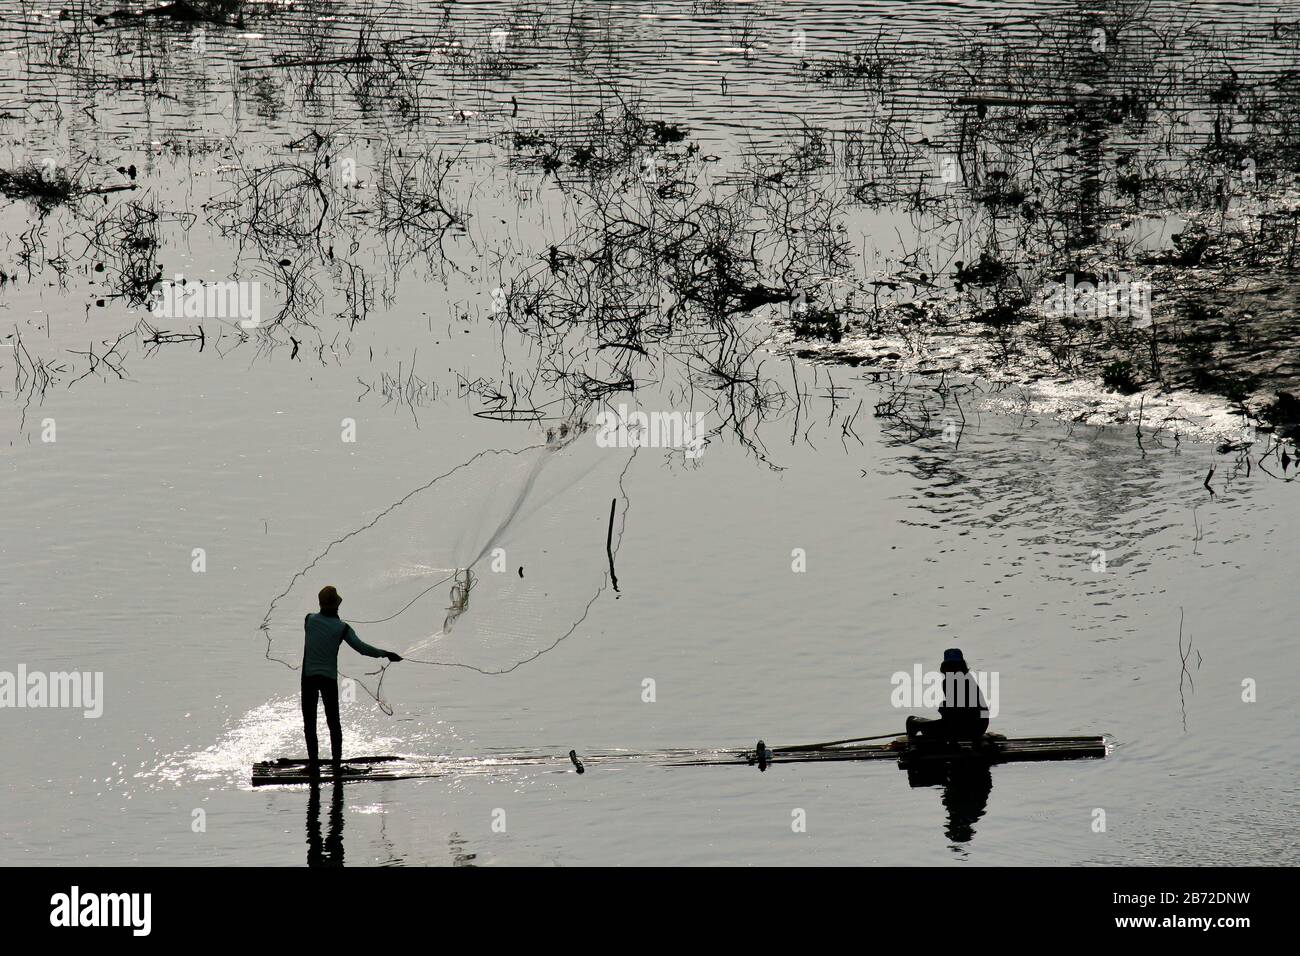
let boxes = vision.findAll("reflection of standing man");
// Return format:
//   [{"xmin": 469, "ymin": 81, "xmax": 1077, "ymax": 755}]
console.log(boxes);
[{"xmin": 306, "ymin": 780, "xmax": 345, "ymax": 868}]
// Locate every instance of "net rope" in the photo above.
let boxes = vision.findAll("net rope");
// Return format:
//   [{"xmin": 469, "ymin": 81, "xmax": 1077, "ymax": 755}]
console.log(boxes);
[{"xmin": 260, "ymin": 430, "xmax": 637, "ymax": 714}]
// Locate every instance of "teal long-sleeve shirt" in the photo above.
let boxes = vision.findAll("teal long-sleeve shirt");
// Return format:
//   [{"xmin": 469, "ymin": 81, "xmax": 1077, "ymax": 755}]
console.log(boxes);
[{"xmin": 302, "ymin": 611, "xmax": 386, "ymax": 679}]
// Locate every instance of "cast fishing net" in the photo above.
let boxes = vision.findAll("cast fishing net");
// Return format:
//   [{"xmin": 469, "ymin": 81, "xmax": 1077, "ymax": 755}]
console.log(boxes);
[{"xmin": 260, "ymin": 426, "xmax": 634, "ymax": 713}]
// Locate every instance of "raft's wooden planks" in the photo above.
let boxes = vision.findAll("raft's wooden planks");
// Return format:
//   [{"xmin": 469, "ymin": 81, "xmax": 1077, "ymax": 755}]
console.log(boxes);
[
  {"xmin": 250, "ymin": 735, "xmax": 1108, "ymax": 784},
  {"xmin": 251, "ymin": 756, "xmax": 429, "ymax": 786},
  {"xmin": 674, "ymin": 735, "xmax": 1108, "ymax": 768},
  {"xmin": 250, "ymin": 753, "xmax": 566, "ymax": 786},
  {"xmin": 896, "ymin": 735, "xmax": 1107, "ymax": 766},
  {"xmin": 257, "ymin": 755, "xmax": 404, "ymax": 768}
]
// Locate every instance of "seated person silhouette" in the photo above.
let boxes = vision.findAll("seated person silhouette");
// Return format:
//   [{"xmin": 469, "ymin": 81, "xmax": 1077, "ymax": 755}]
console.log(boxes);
[{"xmin": 905, "ymin": 648, "xmax": 990, "ymax": 746}]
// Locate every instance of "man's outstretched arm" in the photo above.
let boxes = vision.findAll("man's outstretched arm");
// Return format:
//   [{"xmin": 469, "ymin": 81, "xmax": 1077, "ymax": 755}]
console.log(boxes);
[{"xmin": 343, "ymin": 625, "xmax": 402, "ymax": 662}]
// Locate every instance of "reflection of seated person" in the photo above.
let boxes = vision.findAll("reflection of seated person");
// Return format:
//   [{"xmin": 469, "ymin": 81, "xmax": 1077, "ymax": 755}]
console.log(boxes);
[{"xmin": 901, "ymin": 761, "xmax": 992, "ymax": 845}]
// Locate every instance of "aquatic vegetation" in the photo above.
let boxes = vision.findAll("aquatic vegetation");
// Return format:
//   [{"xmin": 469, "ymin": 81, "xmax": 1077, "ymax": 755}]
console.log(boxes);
[
  {"xmin": 790, "ymin": 303, "xmax": 843, "ymax": 343},
  {"xmin": 799, "ymin": 31, "xmax": 898, "ymax": 98},
  {"xmin": 757, "ymin": 1, "xmax": 1300, "ymax": 432},
  {"xmin": 87, "ymin": 199, "xmax": 189, "ymax": 309},
  {"xmin": 0, "ymin": 161, "xmax": 79, "ymax": 210},
  {"xmin": 504, "ymin": 98, "xmax": 690, "ymax": 184},
  {"xmin": 374, "ymin": 149, "xmax": 470, "ymax": 264},
  {"xmin": 0, "ymin": 0, "xmax": 1296, "ymax": 459},
  {"xmin": 1260, "ymin": 391, "xmax": 1300, "ymax": 440},
  {"xmin": 108, "ymin": 0, "xmax": 249, "ymax": 27},
  {"xmin": 1101, "ymin": 359, "xmax": 1140, "ymax": 395}
]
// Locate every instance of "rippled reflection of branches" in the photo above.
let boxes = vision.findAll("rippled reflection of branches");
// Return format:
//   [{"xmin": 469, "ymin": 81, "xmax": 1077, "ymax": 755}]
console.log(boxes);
[
  {"xmin": 374, "ymin": 148, "xmax": 470, "ymax": 279},
  {"xmin": 494, "ymin": 140, "xmax": 858, "ymax": 460}
]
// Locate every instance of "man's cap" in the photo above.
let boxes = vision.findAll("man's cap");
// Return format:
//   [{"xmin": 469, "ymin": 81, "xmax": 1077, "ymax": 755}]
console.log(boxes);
[{"xmin": 943, "ymin": 647, "xmax": 965, "ymax": 662}]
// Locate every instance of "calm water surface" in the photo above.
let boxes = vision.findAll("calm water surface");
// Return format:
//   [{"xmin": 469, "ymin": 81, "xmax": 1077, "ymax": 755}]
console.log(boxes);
[{"xmin": 0, "ymin": 0, "xmax": 1296, "ymax": 865}]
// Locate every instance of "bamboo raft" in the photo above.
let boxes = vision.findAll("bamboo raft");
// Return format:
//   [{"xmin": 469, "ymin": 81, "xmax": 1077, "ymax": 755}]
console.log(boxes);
[
  {"xmin": 252, "ymin": 755, "xmax": 437, "ymax": 786},
  {"xmin": 252, "ymin": 734, "xmax": 1107, "ymax": 786},
  {"xmin": 794, "ymin": 733, "xmax": 1103, "ymax": 768}
]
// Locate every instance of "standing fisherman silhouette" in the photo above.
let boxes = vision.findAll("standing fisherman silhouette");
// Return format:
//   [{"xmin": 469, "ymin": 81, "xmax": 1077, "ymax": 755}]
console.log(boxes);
[{"xmin": 302, "ymin": 586, "xmax": 402, "ymax": 778}]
